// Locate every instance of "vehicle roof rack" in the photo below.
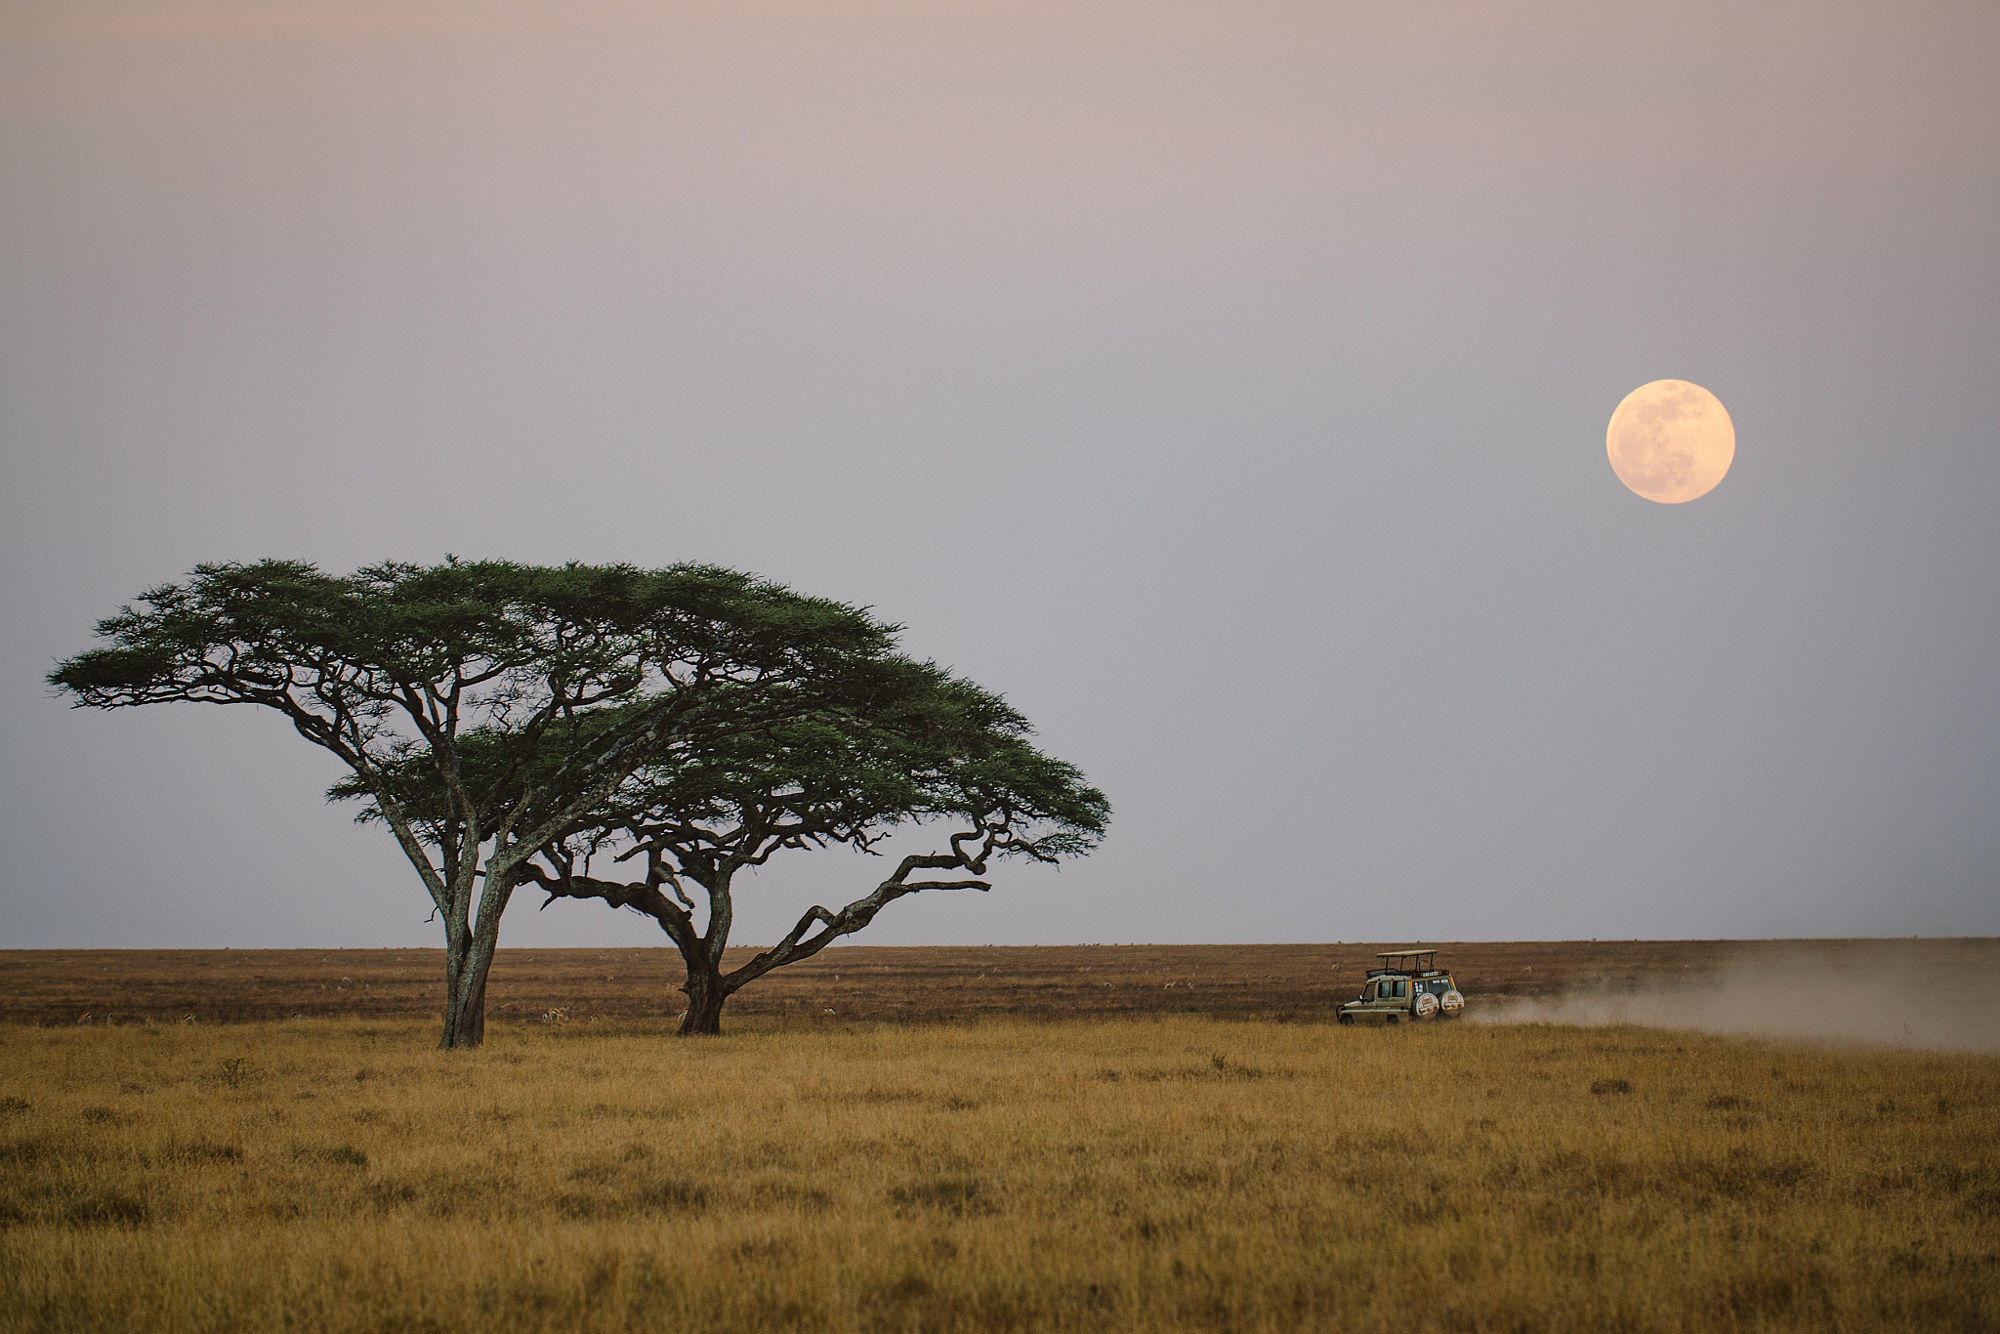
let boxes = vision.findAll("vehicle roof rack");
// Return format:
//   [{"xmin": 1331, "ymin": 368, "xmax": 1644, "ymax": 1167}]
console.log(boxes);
[{"xmin": 1373, "ymin": 949, "xmax": 1437, "ymax": 975}]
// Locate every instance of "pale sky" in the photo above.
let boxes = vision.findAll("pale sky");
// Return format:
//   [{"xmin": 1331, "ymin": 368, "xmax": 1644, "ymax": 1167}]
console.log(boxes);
[{"xmin": 3, "ymin": 0, "xmax": 1997, "ymax": 948}]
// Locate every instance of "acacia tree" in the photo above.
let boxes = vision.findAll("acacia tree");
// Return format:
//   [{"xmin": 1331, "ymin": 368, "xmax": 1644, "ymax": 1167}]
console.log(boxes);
[
  {"xmin": 513, "ymin": 663, "xmax": 1107, "ymax": 1034},
  {"xmin": 49, "ymin": 559, "xmax": 903, "ymax": 1047}
]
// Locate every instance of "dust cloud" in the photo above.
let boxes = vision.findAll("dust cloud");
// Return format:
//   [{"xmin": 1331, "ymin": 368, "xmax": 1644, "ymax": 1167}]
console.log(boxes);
[{"xmin": 1475, "ymin": 949, "xmax": 2000, "ymax": 1054}]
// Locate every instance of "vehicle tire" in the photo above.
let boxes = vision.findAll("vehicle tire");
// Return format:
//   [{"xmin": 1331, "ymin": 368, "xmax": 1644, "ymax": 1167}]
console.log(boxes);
[
  {"xmin": 1338, "ymin": 1012, "xmax": 1354, "ymax": 1026},
  {"xmin": 1385, "ymin": 1014, "xmax": 1399, "ymax": 1025},
  {"xmin": 1413, "ymin": 991, "xmax": 1440, "ymax": 1020}
]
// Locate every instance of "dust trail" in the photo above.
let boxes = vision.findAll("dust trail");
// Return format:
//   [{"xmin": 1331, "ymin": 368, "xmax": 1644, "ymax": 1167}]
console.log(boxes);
[{"xmin": 1474, "ymin": 949, "xmax": 2000, "ymax": 1053}]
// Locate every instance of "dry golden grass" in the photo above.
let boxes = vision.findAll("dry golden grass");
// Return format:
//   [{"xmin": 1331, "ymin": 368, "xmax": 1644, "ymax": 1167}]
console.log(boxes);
[{"xmin": 2, "ymin": 1017, "xmax": 1995, "ymax": 1332}]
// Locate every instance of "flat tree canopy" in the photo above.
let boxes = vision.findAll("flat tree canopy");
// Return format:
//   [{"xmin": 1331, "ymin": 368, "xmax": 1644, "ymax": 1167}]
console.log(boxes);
[
  {"xmin": 50, "ymin": 558, "xmax": 916, "ymax": 1047},
  {"xmin": 351, "ymin": 659, "xmax": 1109, "ymax": 1033}
]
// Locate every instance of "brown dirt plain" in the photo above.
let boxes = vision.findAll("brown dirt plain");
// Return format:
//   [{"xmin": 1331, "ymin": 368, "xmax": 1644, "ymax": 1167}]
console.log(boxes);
[{"xmin": 2, "ymin": 937, "xmax": 1995, "ymax": 1030}]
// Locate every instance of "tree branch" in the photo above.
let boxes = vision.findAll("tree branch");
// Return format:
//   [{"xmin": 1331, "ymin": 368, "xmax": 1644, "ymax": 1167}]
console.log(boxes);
[
  {"xmin": 721, "ymin": 854, "xmax": 991, "ymax": 993},
  {"xmin": 522, "ymin": 860, "xmax": 700, "ymax": 958}
]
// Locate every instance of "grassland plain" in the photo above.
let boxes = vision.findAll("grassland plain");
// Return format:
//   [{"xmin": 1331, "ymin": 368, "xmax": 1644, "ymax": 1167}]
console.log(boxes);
[
  {"xmin": 6, "ymin": 939, "xmax": 1995, "ymax": 1027},
  {"xmin": 1, "ymin": 1017, "xmax": 1996, "ymax": 1333}
]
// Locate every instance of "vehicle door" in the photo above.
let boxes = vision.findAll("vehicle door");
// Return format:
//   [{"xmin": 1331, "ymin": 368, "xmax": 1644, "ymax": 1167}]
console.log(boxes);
[{"xmin": 1358, "ymin": 978, "xmax": 1387, "ymax": 1021}]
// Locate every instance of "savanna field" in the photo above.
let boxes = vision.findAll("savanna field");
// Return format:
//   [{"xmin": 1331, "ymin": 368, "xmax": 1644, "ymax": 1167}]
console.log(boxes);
[{"xmin": 3, "ymin": 996, "xmax": 1997, "ymax": 1333}]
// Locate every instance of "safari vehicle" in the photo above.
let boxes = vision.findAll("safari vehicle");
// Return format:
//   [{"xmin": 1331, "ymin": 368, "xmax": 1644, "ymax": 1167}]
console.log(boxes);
[{"xmin": 1337, "ymin": 949, "xmax": 1465, "ymax": 1025}]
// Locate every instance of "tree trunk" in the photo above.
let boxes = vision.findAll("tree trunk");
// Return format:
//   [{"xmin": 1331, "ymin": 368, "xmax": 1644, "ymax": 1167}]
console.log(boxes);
[
  {"xmin": 440, "ymin": 940, "xmax": 490, "ymax": 1049},
  {"xmin": 437, "ymin": 866, "xmax": 515, "ymax": 1049},
  {"xmin": 679, "ymin": 965, "xmax": 729, "ymax": 1036},
  {"xmin": 441, "ymin": 959, "xmax": 488, "ymax": 1048},
  {"xmin": 439, "ymin": 916, "xmax": 476, "ymax": 1049},
  {"xmin": 674, "ymin": 869, "xmax": 734, "ymax": 1036}
]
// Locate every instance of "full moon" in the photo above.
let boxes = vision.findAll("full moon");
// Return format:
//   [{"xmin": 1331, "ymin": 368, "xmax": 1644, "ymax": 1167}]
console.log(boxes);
[{"xmin": 1606, "ymin": 379, "xmax": 1735, "ymax": 503}]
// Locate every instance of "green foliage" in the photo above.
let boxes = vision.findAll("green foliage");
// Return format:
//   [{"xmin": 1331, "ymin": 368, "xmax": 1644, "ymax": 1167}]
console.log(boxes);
[
  {"xmin": 49, "ymin": 558, "xmax": 904, "ymax": 843},
  {"xmin": 559, "ymin": 659, "xmax": 1105, "ymax": 868},
  {"xmin": 321, "ymin": 617, "xmax": 1110, "ymax": 881}
]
